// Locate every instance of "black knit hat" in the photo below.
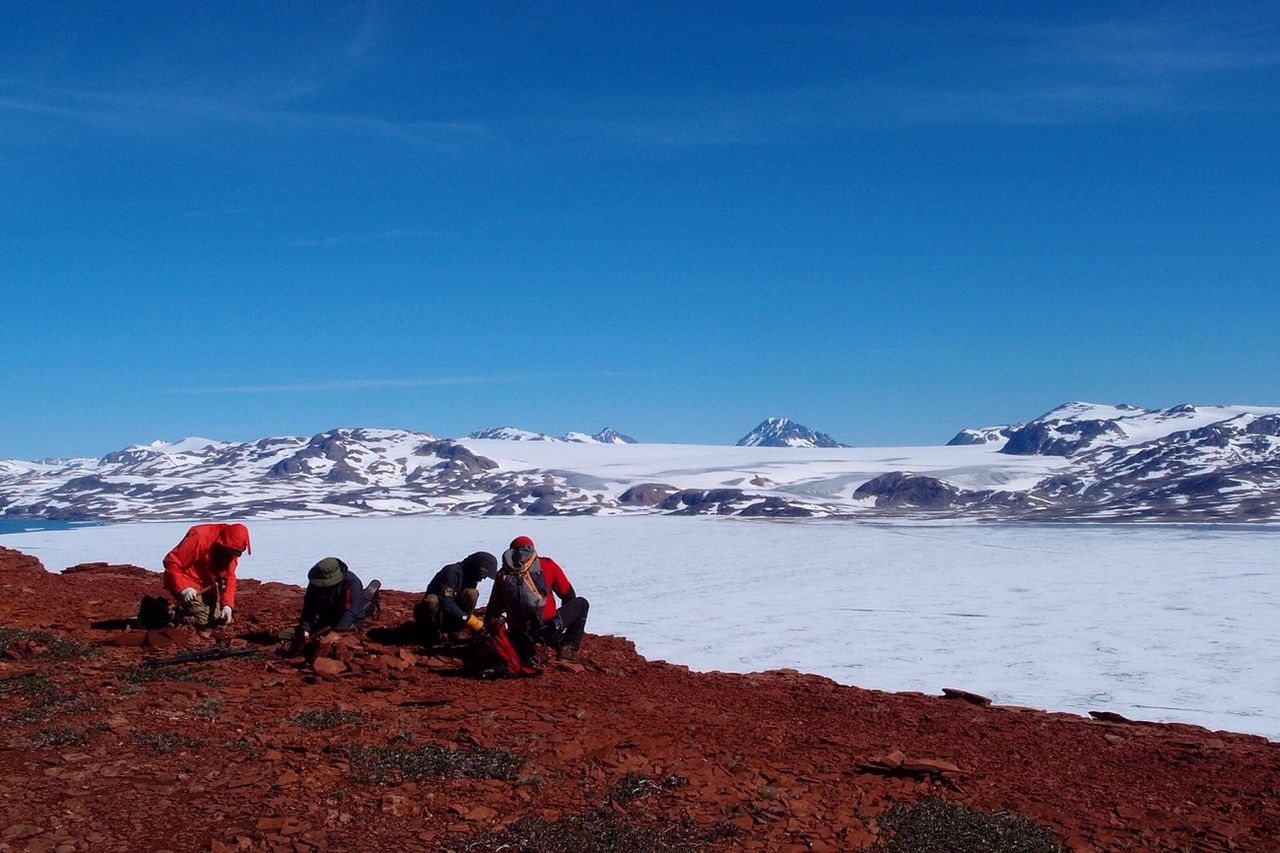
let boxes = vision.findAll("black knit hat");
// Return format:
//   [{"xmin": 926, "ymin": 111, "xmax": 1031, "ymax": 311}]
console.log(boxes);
[{"xmin": 461, "ymin": 551, "xmax": 498, "ymax": 580}]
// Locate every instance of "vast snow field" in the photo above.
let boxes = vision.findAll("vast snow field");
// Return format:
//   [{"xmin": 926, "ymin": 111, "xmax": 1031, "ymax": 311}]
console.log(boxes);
[{"xmin": 5, "ymin": 517, "xmax": 1278, "ymax": 739}]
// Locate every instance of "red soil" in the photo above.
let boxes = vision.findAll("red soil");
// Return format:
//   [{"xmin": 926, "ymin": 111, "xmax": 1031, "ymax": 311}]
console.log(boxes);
[{"xmin": 0, "ymin": 545, "xmax": 1277, "ymax": 852}]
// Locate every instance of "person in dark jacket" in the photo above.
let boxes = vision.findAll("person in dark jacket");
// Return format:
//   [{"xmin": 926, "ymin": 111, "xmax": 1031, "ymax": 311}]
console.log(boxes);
[
  {"xmin": 485, "ymin": 535, "xmax": 588, "ymax": 663},
  {"xmin": 289, "ymin": 557, "xmax": 379, "ymax": 653},
  {"xmin": 414, "ymin": 551, "xmax": 497, "ymax": 645}
]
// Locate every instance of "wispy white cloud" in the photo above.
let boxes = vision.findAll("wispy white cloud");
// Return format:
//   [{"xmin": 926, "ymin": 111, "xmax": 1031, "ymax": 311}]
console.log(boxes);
[
  {"xmin": 0, "ymin": 3, "xmax": 480, "ymax": 148},
  {"xmin": 291, "ymin": 225, "xmax": 456, "ymax": 248},
  {"xmin": 1012, "ymin": 15, "xmax": 1280, "ymax": 74},
  {"xmin": 533, "ymin": 7, "xmax": 1280, "ymax": 143},
  {"xmin": 166, "ymin": 371, "xmax": 645, "ymax": 395},
  {"xmin": 289, "ymin": 212, "xmax": 573, "ymax": 249},
  {"xmin": 2, "ymin": 5, "xmax": 1273, "ymax": 154},
  {"xmin": 886, "ymin": 82, "xmax": 1185, "ymax": 126},
  {"xmin": 0, "ymin": 78, "xmax": 485, "ymax": 145},
  {"xmin": 344, "ymin": 3, "xmax": 386, "ymax": 65},
  {"xmin": 883, "ymin": 8, "xmax": 1280, "ymax": 125}
]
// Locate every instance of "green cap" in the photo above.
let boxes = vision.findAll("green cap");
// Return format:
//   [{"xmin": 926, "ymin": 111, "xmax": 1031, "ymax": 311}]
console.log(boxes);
[{"xmin": 307, "ymin": 557, "xmax": 348, "ymax": 588}]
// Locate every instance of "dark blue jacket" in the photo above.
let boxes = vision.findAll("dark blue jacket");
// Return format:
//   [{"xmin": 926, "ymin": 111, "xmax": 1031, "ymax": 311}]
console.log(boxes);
[{"xmin": 298, "ymin": 571, "xmax": 366, "ymax": 634}]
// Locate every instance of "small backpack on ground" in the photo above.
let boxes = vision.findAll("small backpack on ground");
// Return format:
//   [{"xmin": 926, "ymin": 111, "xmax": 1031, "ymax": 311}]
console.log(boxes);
[
  {"xmin": 361, "ymin": 580, "xmax": 382, "ymax": 622},
  {"xmin": 136, "ymin": 595, "xmax": 172, "ymax": 629},
  {"xmin": 462, "ymin": 621, "xmax": 537, "ymax": 679}
]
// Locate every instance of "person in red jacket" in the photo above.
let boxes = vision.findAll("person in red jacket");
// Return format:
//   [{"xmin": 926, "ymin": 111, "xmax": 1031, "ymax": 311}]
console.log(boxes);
[
  {"xmin": 484, "ymin": 535, "xmax": 589, "ymax": 663},
  {"xmin": 162, "ymin": 523, "xmax": 251, "ymax": 627}
]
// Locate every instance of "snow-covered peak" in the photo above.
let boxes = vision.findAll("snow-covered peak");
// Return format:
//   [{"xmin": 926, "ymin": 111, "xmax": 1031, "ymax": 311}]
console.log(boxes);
[
  {"xmin": 1001, "ymin": 401, "xmax": 1280, "ymax": 457},
  {"xmin": 129, "ymin": 437, "xmax": 226, "ymax": 455},
  {"xmin": 946, "ymin": 424, "xmax": 1023, "ymax": 448},
  {"xmin": 1035, "ymin": 401, "xmax": 1151, "ymax": 422},
  {"xmin": 736, "ymin": 417, "xmax": 849, "ymax": 448},
  {"xmin": 468, "ymin": 426, "xmax": 638, "ymax": 444},
  {"xmin": 468, "ymin": 426, "xmax": 552, "ymax": 442},
  {"xmin": 593, "ymin": 427, "xmax": 638, "ymax": 445}
]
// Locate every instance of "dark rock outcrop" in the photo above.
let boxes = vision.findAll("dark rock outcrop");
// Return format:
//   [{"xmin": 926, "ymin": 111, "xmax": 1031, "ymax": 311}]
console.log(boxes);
[
  {"xmin": 854, "ymin": 473, "xmax": 960, "ymax": 508},
  {"xmin": 1001, "ymin": 419, "xmax": 1125, "ymax": 457},
  {"xmin": 618, "ymin": 483, "xmax": 679, "ymax": 507}
]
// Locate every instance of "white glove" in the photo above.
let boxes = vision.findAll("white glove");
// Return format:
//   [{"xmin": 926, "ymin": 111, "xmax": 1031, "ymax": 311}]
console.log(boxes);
[
  {"xmin": 180, "ymin": 587, "xmax": 197, "ymax": 604},
  {"xmin": 219, "ymin": 606, "xmax": 233, "ymax": 624}
]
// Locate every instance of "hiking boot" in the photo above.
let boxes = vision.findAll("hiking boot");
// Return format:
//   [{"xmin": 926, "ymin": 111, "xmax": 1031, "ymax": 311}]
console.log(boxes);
[{"xmin": 557, "ymin": 645, "xmax": 578, "ymax": 662}]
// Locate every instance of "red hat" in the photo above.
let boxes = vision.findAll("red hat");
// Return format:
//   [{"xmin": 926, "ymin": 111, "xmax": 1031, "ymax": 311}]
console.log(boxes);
[
  {"xmin": 509, "ymin": 535, "xmax": 535, "ymax": 550},
  {"xmin": 218, "ymin": 523, "xmax": 251, "ymax": 555}
]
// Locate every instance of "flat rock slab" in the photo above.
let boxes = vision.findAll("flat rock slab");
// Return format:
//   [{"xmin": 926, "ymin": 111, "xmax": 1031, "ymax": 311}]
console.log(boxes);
[{"xmin": 941, "ymin": 687, "xmax": 992, "ymax": 706}]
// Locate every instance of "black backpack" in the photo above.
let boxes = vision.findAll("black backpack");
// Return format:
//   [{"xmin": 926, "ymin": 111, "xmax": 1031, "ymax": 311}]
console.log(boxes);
[{"xmin": 136, "ymin": 595, "xmax": 172, "ymax": 629}]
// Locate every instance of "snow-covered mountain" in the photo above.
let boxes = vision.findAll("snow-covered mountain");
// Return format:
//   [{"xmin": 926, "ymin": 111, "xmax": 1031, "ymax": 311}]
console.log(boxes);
[
  {"xmin": 997, "ymin": 402, "xmax": 1275, "ymax": 457},
  {"xmin": 591, "ymin": 427, "xmax": 638, "ymax": 445},
  {"xmin": 1009, "ymin": 403, "xmax": 1280, "ymax": 520},
  {"xmin": 945, "ymin": 424, "xmax": 1023, "ymax": 448},
  {"xmin": 2, "ymin": 402, "xmax": 1278, "ymax": 522},
  {"xmin": 735, "ymin": 418, "xmax": 849, "ymax": 448},
  {"xmin": 467, "ymin": 426, "xmax": 637, "ymax": 444}
]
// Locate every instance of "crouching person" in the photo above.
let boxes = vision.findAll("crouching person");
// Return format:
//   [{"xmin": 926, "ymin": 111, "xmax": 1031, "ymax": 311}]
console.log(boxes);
[
  {"xmin": 288, "ymin": 558, "xmax": 380, "ymax": 655},
  {"xmin": 487, "ymin": 535, "xmax": 589, "ymax": 666},
  {"xmin": 163, "ymin": 522, "xmax": 251, "ymax": 628},
  {"xmin": 413, "ymin": 551, "xmax": 498, "ymax": 646}
]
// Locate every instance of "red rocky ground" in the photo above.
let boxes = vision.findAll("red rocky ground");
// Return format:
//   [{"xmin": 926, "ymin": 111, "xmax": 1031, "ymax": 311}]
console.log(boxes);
[{"xmin": 0, "ymin": 545, "xmax": 1277, "ymax": 852}]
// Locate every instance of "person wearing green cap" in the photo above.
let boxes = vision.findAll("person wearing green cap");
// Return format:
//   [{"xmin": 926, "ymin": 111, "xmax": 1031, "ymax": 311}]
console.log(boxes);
[{"xmin": 288, "ymin": 557, "xmax": 380, "ymax": 654}]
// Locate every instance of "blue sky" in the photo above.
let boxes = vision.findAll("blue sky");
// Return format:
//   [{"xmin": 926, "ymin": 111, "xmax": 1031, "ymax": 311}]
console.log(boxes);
[{"xmin": 2, "ymin": 1, "xmax": 1278, "ymax": 458}]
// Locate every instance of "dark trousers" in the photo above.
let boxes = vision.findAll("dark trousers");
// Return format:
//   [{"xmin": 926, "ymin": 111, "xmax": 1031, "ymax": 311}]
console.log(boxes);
[
  {"xmin": 551, "ymin": 597, "xmax": 589, "ymax": 651},
  {"xmin": 414, "ymin": 588, "xmax": 479, "ymax": 643}
]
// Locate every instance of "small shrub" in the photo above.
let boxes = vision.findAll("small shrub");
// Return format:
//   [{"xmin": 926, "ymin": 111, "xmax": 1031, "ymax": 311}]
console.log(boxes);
[
  {"xmin": 10, "ymin": 693, "xmax": 100, "ymax": 725},
  {"xmin": 0, "ymin": 626, "xmax": 98, "ymax": 660},
  {"xmin": 192, "ymin": 697, "xmax": 223, "ymax": 718},
  {"xmin": 134, "ymin": 730, "xmax": 198, "ymax": 754},
  {"xmin": 608, "ymin": 771, "xmax": 687, "ymax": 804},
  {"xmin": 0, "ymin": 674, "xmax": 58, "ymax": 697},
  {"xmin": 25, "ymin": 727, "xmax": 88, "ymax": 748},
  {"xmin": 348, "ymin": 743, "xmax": 524, "ymax": 785},
  {"xmin": 468, "ymin": 809, "xmax": 702, "ymax": 853},
  {"xmin": 874, "ymin": 798, "xmax": 1064, "ymax": 853},
  {"xmin": 287, "ymin": 708, "xmax": 366, "ymax": 730},
  {"xmin": 122, "ymin": 666, "xmax": 222, "ymax": 686},
  {"xmin": 1, "ymin": 675, "xmax": 78, "ymax": 724},
  {"xmin": 40, "ymin": 634, "xmax": 100, "ymax": 660}
]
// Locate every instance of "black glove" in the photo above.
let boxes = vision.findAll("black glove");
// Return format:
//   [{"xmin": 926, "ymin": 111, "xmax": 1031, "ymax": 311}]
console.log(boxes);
[{"xmin": 543, "ymin": 615, "xmax": 566, "ymax": 645}]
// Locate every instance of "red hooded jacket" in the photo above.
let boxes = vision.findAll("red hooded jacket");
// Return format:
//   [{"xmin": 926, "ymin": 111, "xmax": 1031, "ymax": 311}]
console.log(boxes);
[{"xmin": 162, "ymin": 523, "xmax": 250, "ymax": 607}]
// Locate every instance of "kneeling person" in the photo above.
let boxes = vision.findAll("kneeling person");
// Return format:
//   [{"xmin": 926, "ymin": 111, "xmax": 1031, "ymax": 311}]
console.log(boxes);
[
  {"xmin": 414, "ymin": 551, "xmax": 498, "ymax": 645},
  {"xmin": 292, "ymin": 558, "xmax": 380, "ymax": 651},
  {"xmin": 487, "ymin": 535, "xmax": 589, "ymax": 664},
  {"xmin": 163, "ymin": 522, "xmax": 251, "ymax": 628}
]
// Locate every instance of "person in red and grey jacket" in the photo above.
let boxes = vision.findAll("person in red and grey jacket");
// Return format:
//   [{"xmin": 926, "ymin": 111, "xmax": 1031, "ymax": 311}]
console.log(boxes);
[
  {"xmin": 484, "ymin": 535, "xmax": 589, "ymax": 662},
  {"xmin": 162, "ymin": 522, "xmax": 250, "ymax": 627}
]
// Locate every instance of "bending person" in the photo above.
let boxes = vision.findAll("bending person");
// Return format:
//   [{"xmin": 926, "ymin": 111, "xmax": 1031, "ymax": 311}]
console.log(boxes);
[
  {"xmin": 162, "ymin": 522, "xmax": 251, "ymax": 628},
  {"xmin": 291, "ymin": 557, "xmax": 380, "ymax": 652},
  {"xmin": 414, "ymin": 551, "xmax": 498, "ymax": 645}
]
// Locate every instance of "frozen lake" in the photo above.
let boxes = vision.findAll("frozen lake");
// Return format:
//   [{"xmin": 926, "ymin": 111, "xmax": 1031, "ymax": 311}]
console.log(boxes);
[{"xmin": 4, "ymin": 516, "xmax": 1278, "ymax": 739}]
